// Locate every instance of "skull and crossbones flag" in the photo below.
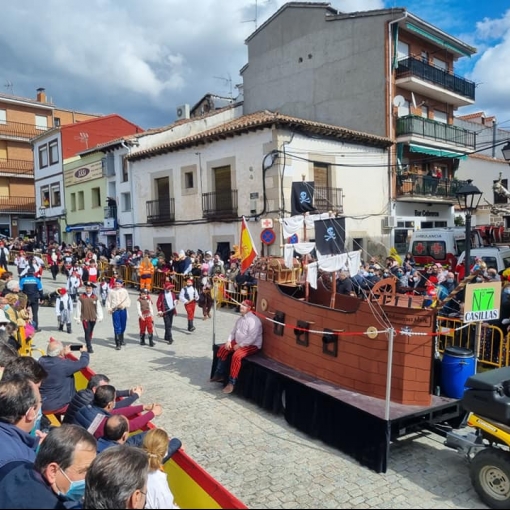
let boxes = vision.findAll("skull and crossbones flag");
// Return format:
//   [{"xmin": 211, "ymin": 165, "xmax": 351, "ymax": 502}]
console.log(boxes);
[
  {"xmin": 291, "ymin": 182, "xmax": 317, "ymax": 216},
  {"xmin": 314, "ymin": 217, "xmax": 346, "ymax": 255}
]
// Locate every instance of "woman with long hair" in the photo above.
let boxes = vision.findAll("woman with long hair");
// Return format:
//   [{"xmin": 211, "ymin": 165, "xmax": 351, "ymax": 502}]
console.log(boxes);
[{"xmin": 142, "ymin": 428, "xmax": 179, "ymax": 509}]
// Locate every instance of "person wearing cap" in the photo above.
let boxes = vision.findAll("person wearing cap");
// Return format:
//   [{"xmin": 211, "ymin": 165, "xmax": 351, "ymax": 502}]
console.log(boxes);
[
  {"xmin": 210, "ymin": 299, "xmax": 263, "ymax": 394},
  {"xmin": 75, "ymin": 282, "xmax": 103, "ymax": 354},
  {"xmin": 55, "ymin": 288, "xmax": 73, "ymax": 334},
  {"xmin": 137, "ymin": 289, "xmax": 155, "ymax": 346},
  {"xmin": 179, "ymin": 278, "xmax": 199, "ymax": 332},
  {"xmin": 106, "ymin": 279, "xmax": 132, "ymax": 351},
  {"xmin": 19, "ymin": 267, "xmax": 44, "ymax": 333},
  {"xmin": 156, "ymin": 283, "xmax": 178, "ymax": 345}
]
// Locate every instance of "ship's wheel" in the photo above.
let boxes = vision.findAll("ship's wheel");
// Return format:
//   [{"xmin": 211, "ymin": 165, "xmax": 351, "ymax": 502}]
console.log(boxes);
[{"xmin": 370, "ymin": 277, "xmax": 397, "ymax": 304}]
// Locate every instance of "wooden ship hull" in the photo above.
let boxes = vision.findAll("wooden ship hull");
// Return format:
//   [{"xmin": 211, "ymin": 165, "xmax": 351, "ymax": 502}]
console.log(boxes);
[{"xmin": 233, "ymin": 257, "xmax": 462, "ymax": 473}]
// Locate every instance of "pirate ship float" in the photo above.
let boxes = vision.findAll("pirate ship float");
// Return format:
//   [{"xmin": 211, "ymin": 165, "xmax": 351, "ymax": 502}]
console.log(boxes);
[{"xmin": 230, "ymin": 212, "xmax": 462, "ymax": 473}]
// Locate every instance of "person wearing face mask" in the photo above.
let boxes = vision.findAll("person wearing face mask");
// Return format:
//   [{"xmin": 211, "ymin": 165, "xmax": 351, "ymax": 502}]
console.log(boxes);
[
  {"xmin": 0, "ymin": 375, "xmax": 43, "ymax": 468},
  {"xmin": 437, "ymin": 272, "xmax": 459, "ymax": 316},
  {"xmin": 0, "ymin": 424, "xmax": 97, "ymax": 509}
]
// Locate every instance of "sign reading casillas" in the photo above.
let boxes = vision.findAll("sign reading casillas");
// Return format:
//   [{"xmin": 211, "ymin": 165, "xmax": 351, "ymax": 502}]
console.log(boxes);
[
  {"xmin": 64, "ymin": 160, "xmax": 103, "ymax": 186},
  {"xmin": 463, "ymin": 282, "xmax": 501, "ymax": 323}
]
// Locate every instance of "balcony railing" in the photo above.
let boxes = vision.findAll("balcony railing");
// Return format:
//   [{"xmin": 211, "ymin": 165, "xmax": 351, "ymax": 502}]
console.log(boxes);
[
  {"xmin": 146, "ymin": 198, "xmax": 175, "ymax": 224},
  {"xmin": 0, "ymin": 158, "xmax": 34, "ymax": 177},
  {"xmin": 314, "ymin": 186, "xmax": 344, "ymax": 213},
  {"xmin": 0, "ymin": 196, "xmax": 36, "ymax": 213},
  {"xmin": 202, "ymin": 190, "xmax": 238, "ymax": 219},
  {"xmin": 0, "ymin": 120, "xmax": 48, "ymax": 140},
  {"xmin": 397, "ymin": 175, "xmax": 467, "ymax": 200},
  {"xmin": 396, "ymin": 57, "xmax": 476, "ymax": 101},
  {"xmin": 104, "ymin": 206, "xmax": 117, "ymax": 220},
  {"xmin": 397, "ymin": 115, "xmax": 476, "ymax": 149}
]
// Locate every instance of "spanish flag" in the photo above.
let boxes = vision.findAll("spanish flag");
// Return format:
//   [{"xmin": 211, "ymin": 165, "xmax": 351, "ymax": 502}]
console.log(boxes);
[{"xmin": 240, "ymin": 216, "xmax": 258, "ymax": 274}]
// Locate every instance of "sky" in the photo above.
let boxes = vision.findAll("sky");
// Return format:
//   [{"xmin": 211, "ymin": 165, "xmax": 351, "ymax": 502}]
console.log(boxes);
[{"xmin": 0, "ymin": 0, "xmax": 509, "ymax": 131}]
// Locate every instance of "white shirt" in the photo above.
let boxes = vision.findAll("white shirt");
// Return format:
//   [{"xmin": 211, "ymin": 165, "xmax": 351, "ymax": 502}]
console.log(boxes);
[{"xmin": 145, "ymin": 469, "xmax": 179, "ymax": 509}]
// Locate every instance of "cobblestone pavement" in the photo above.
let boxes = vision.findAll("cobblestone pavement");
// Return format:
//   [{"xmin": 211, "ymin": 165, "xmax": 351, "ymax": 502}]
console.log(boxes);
[{"xmin": 31, "ymin": 272, "xmax": 488, "ymax": 509}]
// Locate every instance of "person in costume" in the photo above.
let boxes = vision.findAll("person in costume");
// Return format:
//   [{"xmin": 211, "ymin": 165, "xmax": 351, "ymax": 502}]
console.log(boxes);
[
  {"xmin": 179, "ymin": 278, "xmax": 199, "ymax": 332},
  {"xmin": 55, "ymin": 287, "xmax": 73, "ymax": 334},
  {"xmin": 106, "ymin": 279, "xmax": 131, "ymax": 351},
  {"xmin": 75, "ymin": 282, "xmax": 103, "ymax": 353},
  {"xmin": 137, "ymin": 289, "xmax": 155, "ymax": 346}
]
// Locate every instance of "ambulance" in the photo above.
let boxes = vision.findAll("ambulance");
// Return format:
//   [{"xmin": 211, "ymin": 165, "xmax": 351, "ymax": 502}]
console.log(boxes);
[{"xmin": 409, "ymin": 227, "xmax": 483, "ymax": 269}]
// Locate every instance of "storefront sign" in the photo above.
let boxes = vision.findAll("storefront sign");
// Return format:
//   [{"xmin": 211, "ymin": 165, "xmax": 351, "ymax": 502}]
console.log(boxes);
[
  {"xmin": 64, "ymin": 160, "xmax": 103, "ymax": 186},
  {"xmin": 414, "ymin": 210, "xmax": 440, "ymax": 217}
]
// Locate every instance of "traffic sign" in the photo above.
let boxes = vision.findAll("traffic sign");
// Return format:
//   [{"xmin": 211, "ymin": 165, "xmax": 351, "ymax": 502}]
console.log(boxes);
[
  {"xmin": 463, "ymin": 282, "xmax": 501, "ymax": 323},
  {"xmin": 260, "ymin": 228, "xmax": 276, "ymax": 245},
  {"xmin": 260, "ymin": 218, "xmax": 273, "ymax": 229},
  {"xmin": 288, "ymin": 234, "xmax": 299, "ymax": 244}
]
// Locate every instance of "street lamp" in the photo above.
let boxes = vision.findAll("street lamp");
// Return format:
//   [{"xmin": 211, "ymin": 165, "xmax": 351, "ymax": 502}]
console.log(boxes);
[
  {"xmin": 456, "ymin": 179, "xmax": 482, "ymax": 278},
  {"xmin": 39, "ymin": 206, "xmax": 47, "ymax": 245},
  {"xmin": 502, "ymin": 141, "xmax": 510, "ymax": 164}
]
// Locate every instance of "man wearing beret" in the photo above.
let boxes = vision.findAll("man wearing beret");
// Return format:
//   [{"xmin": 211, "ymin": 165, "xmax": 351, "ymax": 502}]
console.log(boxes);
[
  {"xmin": 106, "ymin": 279, "xmax": 131, "ymax": 351},
  {"xmin": 210, "ymin": 299, "xmax": 263, "ymax": 394},
  {"xmin": 75, "ymin": 282, "xmax": 103, "ymax": 353}
]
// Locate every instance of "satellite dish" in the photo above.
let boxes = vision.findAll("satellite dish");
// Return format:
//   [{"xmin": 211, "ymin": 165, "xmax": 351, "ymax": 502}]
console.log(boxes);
[
  {"xmin": 393, "ymin": 95, "xmax": 406, "ymax": 107},
  {"xmin": 411, "ymin": 92, "xmax": 417, "ymax": 109}
]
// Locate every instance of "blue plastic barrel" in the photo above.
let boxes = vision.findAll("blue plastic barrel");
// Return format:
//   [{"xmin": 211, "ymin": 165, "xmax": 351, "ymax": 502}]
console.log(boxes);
[{"xmin": 441, "ymin": 346, "xmax": 476, "ymax": 399}]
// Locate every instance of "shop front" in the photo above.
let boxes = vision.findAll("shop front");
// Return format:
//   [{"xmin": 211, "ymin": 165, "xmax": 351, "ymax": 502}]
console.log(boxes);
[{"xmin": 393, "ymin": 202, "xmax": 454, "ymax": 255}]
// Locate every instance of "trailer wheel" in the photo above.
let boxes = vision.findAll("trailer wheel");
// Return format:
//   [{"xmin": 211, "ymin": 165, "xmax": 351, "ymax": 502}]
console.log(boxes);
[{"xmin": 470, "ymin": 448, "xmax": 510, "ymax": 509}]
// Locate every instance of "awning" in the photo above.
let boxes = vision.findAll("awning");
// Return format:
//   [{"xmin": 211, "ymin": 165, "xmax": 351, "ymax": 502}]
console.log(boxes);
[
  {"xmin": 65, "ymin": 224, "xmax": 102, "ymax": 232},
  {"xmin": 408, "ymin": 143, "xmax": 468, "ymax": 160}
]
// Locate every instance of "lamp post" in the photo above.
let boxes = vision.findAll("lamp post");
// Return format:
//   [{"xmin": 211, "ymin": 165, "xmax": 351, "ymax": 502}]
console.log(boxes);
[
  {"xmin": 502, "ymin": 141, "xmax": 510, "ymax": 164},
  {"xmin": 456, "ymin": 180, "xmax": 482, "ymax": 278},
  {"xmin": 39, "ymin": 206, "xmax": 47, "ymax": 245}
]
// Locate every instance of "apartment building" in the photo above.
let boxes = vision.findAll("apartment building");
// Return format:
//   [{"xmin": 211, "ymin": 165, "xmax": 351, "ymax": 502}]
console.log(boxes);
[
  {"xmin": 32, "ymin": 114, "xmax": 143, "ymax": 244},
  {"xmin": 0, "ymin": 87, "xmax": 102, "ymax": 237},
  {"xmin": 241, "ymin": 2, "xmax": 478, "ymax": 253}
]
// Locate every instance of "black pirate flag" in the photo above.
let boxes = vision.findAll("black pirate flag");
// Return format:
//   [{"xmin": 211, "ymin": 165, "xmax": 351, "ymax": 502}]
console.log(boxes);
[
  {"xmin": 314, "ymin": 217, "xmax": 346, "ymax": 255},
  {"xmin": 291, "ymin": 182, "xmax": 317, "ymax": 216}
]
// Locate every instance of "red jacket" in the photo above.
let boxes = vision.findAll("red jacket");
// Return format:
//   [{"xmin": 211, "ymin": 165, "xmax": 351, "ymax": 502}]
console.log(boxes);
[{"xmin": 156, "ymin": 291, "xmax": 177, "ymax": 313}]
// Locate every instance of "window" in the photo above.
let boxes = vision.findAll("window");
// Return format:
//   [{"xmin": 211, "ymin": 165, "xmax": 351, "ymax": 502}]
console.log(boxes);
[
  {"xmin": 121, "ymin": 192, "xmax": 131, "ymax": 211},
  {"xmin": 421, "ymin": 51, "xmax": 429, "ymax": 64},
  {"xmin": 41, "ymin": 187, "xmax": 50, "ymax": 207},
  {"xmin": 70, "ymin": 193, "xmax": 76, "ymax": 212},
  {"xmin": 184, "ymin": 171, "xmax": 194, "ymax": 189},
  {"xmin": 397, "ymin": 41, "xmax": 409, "ymax": 60},
  {"xmin": 122, "ymin": 157, "xmax": 128, "ymax": 182},
  {"xmin": 411, "ymin": 240, "xmax": 446, "ymax": 260},
  {"xmin": 433, "ymin": 110, "xmax": 447, "ymax": 124},
  {"xmin": 0, "ymin": 109, "xmax": 6, "ymax": 125},
  {"xmin": 54, "ymin": 118, "xmax": 61, "ymax": 127},
  {"xmin": 38, "ymin": 145, "xmax": 48, "ymax": 168},
  {"xmin": 35, "ymin": 115, "xmax": 48, "ymax": 130},
  {"xmin": 91, "ymin": 187, "xmax": 101, "ymax": 208},
  {"xmin": 434, "ymin": 58, "xmax": 448, "ymax": 71},
  {"xmin": 51, "ymin": 184, "xmax": 61, "ymax": 207},
  {"xmin": 124, "ymin": 234, "xmax": 133, "ymax": 251},
  {"xmin": 494, "ymin": 178, "xmax": 509, "ymax": 204},
  {"xmin": 49, "ymin": 140, "xmax": 59, "ymax": 165},
  {"xmin": 421, "ymin": 105, "xmax": 429, "ymax": 119},
  {"xmin": 78, "ymin": 191, "xmax": 84, "ymax": 210}
]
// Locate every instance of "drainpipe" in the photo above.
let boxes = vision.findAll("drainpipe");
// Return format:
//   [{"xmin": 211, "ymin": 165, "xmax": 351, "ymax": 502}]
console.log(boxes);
[{"xmin": 388, "ymin": 11, "xmax": 408, "ymax": 248}]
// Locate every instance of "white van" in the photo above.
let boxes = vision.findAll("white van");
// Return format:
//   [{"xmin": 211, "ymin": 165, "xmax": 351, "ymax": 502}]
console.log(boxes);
[
  {"xmin": 455, "ymin": 247, "xmax": 510, "ymax": 278},
  {"xmin": 409, "ymin": 227, "xmax": 483, "ymax": 269}
]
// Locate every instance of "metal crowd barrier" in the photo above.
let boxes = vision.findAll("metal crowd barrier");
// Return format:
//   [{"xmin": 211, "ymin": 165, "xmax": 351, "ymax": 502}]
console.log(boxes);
[{"xmin": 436, "ymin": 316, "xmax": 509, "ymax": 369}]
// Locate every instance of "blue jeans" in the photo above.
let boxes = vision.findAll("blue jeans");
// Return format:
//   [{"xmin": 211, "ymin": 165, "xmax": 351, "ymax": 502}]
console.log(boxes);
[{"xmin": 112, "ymin": 308, "xmax": 127, "ymax": 334}]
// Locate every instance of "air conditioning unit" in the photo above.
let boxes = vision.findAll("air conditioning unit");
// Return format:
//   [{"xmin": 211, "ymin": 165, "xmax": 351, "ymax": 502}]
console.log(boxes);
[
  {"xmin": 104, "ymin": 218, "xmax": 116, "ymax": 229},
  {"xmin": 383, "ymin": 216, "xmax": 396, "ymax": 229},
  {"xmin": 176, "ymin": 104, "xmax": 190, "ymax": 120}
]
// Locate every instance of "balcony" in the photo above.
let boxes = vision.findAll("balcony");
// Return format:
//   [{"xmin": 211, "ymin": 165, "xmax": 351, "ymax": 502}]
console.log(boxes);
[
  {"xmin": 0, "ymin": 158, "xmax": 34, "ymax": 178},
  {"xmin": 0, "ymin": 120, "xmax": 48, "ymax": 141},
  {"xmin": 0, "ymin": 196, "xmax": 36, "ymax": 214},
  {"xmin": 146, "ymin": 198, "xmax": 175, "ymax": 224},
  {"xmin": 396, "ymin": 175, "xmax": 467, "ymax": 202},
  {"xmin": 396, "ymin": 57, "xmax": 475, "ymax": 107},
  {"xmin": 314, "ymin": 186, "xmax": 344, "ymax": 214},
  {"xmin": 397, "ymin": 115, "xmax": 476, "ymax": 151},
  {"xmin": 202, "ymin": 190, "xmax": 238, "ymax": 219},
  {"xmin": 104, "ymin": 206, "xmax": 117, "ymax": 220}
]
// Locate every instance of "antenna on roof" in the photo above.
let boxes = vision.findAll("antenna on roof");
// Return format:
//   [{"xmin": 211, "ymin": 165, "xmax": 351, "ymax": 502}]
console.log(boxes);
[
  {"xmin": 213, "ymin": 74, "xmax": 233, "ymax": 98},
  {"xmin": 4, "ymin": 81, "xmax": 13, "ymax": 94},
  {"xmin": 74, "ymin": 132, "xmax": 89, "ymax": 149},
  {"xmin": 242, "ymin": 0, "xmax": 259, "ymax": 28}
]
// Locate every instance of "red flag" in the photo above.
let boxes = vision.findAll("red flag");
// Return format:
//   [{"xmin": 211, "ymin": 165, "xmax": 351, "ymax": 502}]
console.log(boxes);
[{"xmin": 240, "ymin": 216, "xmax": 258, "ymax": 274}]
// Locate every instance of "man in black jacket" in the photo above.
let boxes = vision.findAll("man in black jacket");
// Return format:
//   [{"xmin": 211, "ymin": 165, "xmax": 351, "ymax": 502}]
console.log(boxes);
[{"xmin": 63, "ymin": 373, "xmax": 142, "ymax": 425}]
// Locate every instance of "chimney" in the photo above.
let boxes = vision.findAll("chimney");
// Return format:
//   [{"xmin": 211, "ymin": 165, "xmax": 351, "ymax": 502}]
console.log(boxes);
[{"xmin": 36, "ymin": 88, "xmax": 46, "ymax": 103}]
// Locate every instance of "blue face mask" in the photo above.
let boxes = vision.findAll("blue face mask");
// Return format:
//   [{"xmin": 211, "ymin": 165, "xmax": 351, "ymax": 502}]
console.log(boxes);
[
  {"xmin": 447, "ymin": 278, "xmax": 454, "ymax": 283},
  {"xmin": 30, "ymin": 405, "xmax": 42, "ymax": 437},
  {"xmin": 504, "ymin": 287, "xmax": 510, "ymax": 295},
  {"xmin": 59, "ymin": 468, "xmax": 86, "ymax": 502}
]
